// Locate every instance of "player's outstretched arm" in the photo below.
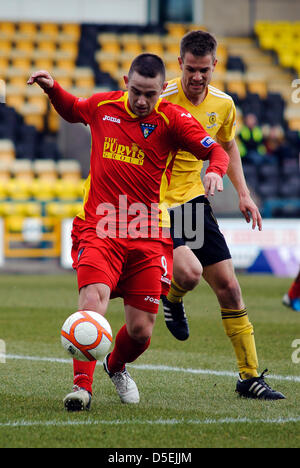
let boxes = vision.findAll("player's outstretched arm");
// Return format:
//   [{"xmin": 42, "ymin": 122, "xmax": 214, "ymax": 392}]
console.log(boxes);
[
  {"xmin": 27, "ymin": 70, "xmax": 54, "ymax": 90},
  {"xmin": 219, "ymin": 138, "xmax": 262, "ymax": 231},
  {"xmin": 28, "ymin": 70, "xmax": 90, "ymax": 124}
]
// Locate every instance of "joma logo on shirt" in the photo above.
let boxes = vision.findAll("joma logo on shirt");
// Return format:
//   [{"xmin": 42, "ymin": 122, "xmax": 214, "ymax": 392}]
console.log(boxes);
[{"xmin": 103, "ymin": 137, "xmax": 145, "ymax": 165}]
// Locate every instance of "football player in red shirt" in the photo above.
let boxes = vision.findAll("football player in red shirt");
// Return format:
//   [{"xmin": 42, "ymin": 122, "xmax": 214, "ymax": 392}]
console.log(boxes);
[{"xmin": 28, "ymin": 54, "xmax": 229, "ymax": 410}]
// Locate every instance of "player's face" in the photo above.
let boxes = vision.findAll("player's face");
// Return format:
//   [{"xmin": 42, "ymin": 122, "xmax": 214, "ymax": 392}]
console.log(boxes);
[
  {"xmin": 179, "ymin": 52, "xmax": 217, "ymax": 99},
  {"xmin": 125, "ymin": 71, "xmax": 166, "ymax": 118}
]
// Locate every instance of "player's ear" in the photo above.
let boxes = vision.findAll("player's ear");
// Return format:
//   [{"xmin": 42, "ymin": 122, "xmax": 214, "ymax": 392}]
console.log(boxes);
[
  {"xmin": 162, "ymin": 81, "xmax": 168, "ymax": 92},
  {"xmin": 178, "ymin": 56, "xmax": 183, "ymax": 70},
  {"xmin": 123, "ymin": 75, "xmax": 129, "ymax": 89}
]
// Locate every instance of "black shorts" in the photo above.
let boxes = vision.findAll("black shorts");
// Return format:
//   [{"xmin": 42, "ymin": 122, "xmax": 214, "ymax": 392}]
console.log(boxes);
[{"xmin": 169, "ymin": 195, "xmax": 231, "ymax": 267}]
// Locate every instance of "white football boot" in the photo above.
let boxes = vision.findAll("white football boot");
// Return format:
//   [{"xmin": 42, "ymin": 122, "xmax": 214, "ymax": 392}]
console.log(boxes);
[
  {"xmin": 63, "ymin": 385, "xmax": 92, "ymax": 411},
  {"xmin": 103, "ymin": 354, "xmax": 140, "ymax": 404}
]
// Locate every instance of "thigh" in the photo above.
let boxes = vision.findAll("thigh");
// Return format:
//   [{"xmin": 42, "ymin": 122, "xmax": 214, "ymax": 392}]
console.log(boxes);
[
  {"xmin": 172, "ymin": 244, "xmax": 202, "ymax": 285},
  {"xmin": 116, "ymin": 237, "xmax": 173, "ymax": 314},
  {"xmin": 78, "ymin": 282, "xmax": 111, "ymax": 315},
  {"xmin": 72, "ymin": 224, "xmax": 127, "ymax": 292}
]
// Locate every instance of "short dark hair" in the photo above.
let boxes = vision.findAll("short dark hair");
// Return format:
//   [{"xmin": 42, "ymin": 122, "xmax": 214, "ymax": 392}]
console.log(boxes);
[
  {"xmin": 128, "ymin": 53, "xmax": 166, "ymax": 83},
  {"xmin": 180, "ymin": 30, "xmax": 217, "ymax": 60}
]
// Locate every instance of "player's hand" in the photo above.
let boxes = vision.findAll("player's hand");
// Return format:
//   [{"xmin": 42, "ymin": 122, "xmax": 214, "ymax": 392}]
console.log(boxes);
[
  {"xmin": 27, "ymin": 70, "xmax": 54, "ymax": 90},
  {"xmin": 203, "ymin": 172, "xmax": 223, "ymax": 197},
  {"xmin": 239, "ymin": 193, "xmax": 263, "ymax": 231}
]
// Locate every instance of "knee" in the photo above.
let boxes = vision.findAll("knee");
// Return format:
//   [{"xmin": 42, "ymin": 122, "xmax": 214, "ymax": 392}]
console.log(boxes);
[
  {"xmin": 127, "ymin": 321, "xmax": 154, "ymax": 344},
  {"xmin": 79, "ymin": 285, "xmax": 108, "ymax": 314},
  {"xmin": 175, "ymin": 263, "xmax": 203, "ymax": 291}
]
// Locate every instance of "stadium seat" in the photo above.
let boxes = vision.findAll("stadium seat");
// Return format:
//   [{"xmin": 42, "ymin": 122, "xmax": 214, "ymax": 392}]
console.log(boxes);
[
  {"xmin": 57, "ymin": 159, "xmax": 81, "ymax": 180},
  {"xmin": 5, "ymin": 94, "xmax": 25, "ymax": 113},
  {"xmin": 0, "ymin": 139, "xmax": 15, "ymax": 162},
  {"xmin": 0, "ymin": 22, "xmax": 16, "ymax": 37},
  {"xmin": 18, "ymin": 22, "xmax": 38, "ymax": 36},
  {"xmin": 11, "ymin": 159, "xmax": 34, "ymax": 181},
  {"xmin": 30, "ymin": 179, "xmax": 56, "ymax": 201},
  {"xmin": 6, "ymin": 178, "xmax": 32, "ymax": 201},
  {"xmin": 0, "ymin": 160, "xmax": 11, "ymax": 181},
  {"xmin": 225, "ymin": 73, "xmax": 247, "ymax": 99},
  {"xmin": 61, "ymin": 23, "xmax": 81, "ymax": 40},
  {"xmin": 5, "ymin": 215, "xmax": 24, "ymax": 233},
  {"xmin": 33, "ymin": 159, "xmax": 57, "ymax": 181},
  {"xmin": 165, "ymin": 23, "xmax": 186, "ymax": 38},
  {"xmin": 55, "ymin": 179, "xmax": 80, "ymax": 201},
  {"xmin": 122, "ymin": 35, "xmax": 143, "ymax": 55},
  {"xmin": 45, "ymin": 202, "xmax": 73, "ymax": 218},
  {"xmin": 98, "ymin": 33, "xmax": 120, "ymax": 54},
  {"xmin": 142, "ymin": 35, "xmax": 164, "ymax": 55},
  {"xmin": 39, "ymin": 23, "xmax": 59, "ymax": 37}
]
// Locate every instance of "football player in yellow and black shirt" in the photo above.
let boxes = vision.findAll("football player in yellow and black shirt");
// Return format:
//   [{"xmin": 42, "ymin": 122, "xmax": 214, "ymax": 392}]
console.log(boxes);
[{"xmin": 161, "ymin": 30, "xmax": 285, "ymax": 400}]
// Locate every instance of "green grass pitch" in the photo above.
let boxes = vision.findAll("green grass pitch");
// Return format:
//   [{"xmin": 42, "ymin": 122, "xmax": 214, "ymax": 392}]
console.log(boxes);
[{"xmin": 0, "ymin": 272, "xmax": 299, "ymax": 448}]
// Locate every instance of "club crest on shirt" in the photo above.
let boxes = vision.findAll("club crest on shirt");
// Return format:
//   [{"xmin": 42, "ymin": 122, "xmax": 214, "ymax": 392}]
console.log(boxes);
[
  {"xmin": 140, "ymin": 123, "xmax": 157, "ymax": 139},
  {"xmin": 206, "ymin": 112, "xmax": 218, "ymax": 129}
]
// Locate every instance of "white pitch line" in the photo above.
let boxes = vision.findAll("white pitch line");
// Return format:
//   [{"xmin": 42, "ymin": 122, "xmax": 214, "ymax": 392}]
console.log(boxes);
[
  {"xmin": 5, "ymin": 354, "xmax": 300, "ymax": 383},
  {"xmin": 1, "ymin": 416, "xmax": 300, "ymax": 429}
]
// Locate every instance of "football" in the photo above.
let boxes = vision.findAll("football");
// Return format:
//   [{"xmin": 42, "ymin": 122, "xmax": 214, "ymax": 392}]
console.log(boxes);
[{"xmin": 61, "ymin": 310, "xmax": 113, "ymax": 361}]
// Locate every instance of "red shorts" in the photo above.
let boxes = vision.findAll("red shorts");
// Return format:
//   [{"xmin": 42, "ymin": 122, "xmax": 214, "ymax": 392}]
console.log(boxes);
[{"xmin": 71, "ymin": 218, "xmax": 173, "ymax": 313}]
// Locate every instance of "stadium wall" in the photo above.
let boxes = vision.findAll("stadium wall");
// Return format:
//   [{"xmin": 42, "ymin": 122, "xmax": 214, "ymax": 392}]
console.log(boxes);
[
  {"xmin": 0, "ymin": 0, "xmax": 148, "ymax": 24},
  {"xmin": 203, "ymin": 0, "xmax": 300, "ymax": 35}
]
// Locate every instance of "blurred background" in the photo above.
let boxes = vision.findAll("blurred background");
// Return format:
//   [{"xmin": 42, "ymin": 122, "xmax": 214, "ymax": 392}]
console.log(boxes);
[{"xmin": 0, "ymin": 0, "xmax": 299, "ymax": 275}]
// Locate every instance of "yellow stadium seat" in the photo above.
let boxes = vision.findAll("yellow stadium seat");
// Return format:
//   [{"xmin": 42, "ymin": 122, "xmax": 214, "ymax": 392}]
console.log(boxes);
[
  {"xmin": 39, "ymin": 23, "xmax": 59, "ymax": 37},
  {"xmin": 11, "ymin": 159, "xmax": 34, "ymax": 181},
  {"xmin": 15, "ymin": 202, "xmax": 41, "ymax": 217},
  {"xmin": 122, "ymin": 37, "xmax": 143, "ymax": 56},
  {"xmin": 210, "ymin": 80, "xmax": 225, "ymax": 92},
  {"xmin": 33, "ymin": 159, "xmax": 57, "ymax": 181},
  {"xmin": 142, "ymin": 35, "xmax": 164, "ymax": 55},
  {"xmin": 11, "ymin": 57, "xmax": 31, "ymax": 72},
  {"xmin": 0, "ymin": 160, "xmax": 11, "ymax": 183},
  {"xmin": 22, "ymin": 109, "xmax": 45, "ymax": 132},
  {"xmin": 57, "ymin": 159, "xmax": 81, "ymax": 181},
  {"xmin": 27, "ymin": 95, "xmax": 48, "ymax": 114},
  {"xmin": 0, "ymin": 22, "xmax": 16, "ymax": 37},
  {"xmin": 165, "ymin": 23, "xmax": 186, "ymax": 38},
  {"xmin": 61, "ymin": 23, "xmax": 80, "ymax": 40},
  {"xmin": 0, "ymin": 202, "xmax": 16, "ymax": 217},
  {"xmin": 246, "ymin": 74, "xmax": 268, "ymax": 98},
  {"xmin": 37, "ymin": 40, "xmax": 57, "ymax": 54},
  {"xmin": 163, "ymin": 36, "xmax": 180, "ymax": 56},
  {"xmin": 73, "ymin": 68, "xmax": 94, "ymax": 89},
  {"xmin": 6, "ymin": 179, "xmax": 32, "ymax": 201},
  {"xmin": 6, "ymin": 215, "xmax": 24, "ymax": 233},
  {"xmin": 18, "ymin": 22, "xmax": 38, "ymax": 36},
  {"xmin": 98, "ymin": 33, "xmax": 120, "ymax": 54},
  {"xmin": 55, "ymin": 58, "xmax": 75, "ymax": 71},
  {"xmin": 287, "ymin": 116, "xmax": 300, "ymax": 131},
  {"xmin": 59, "ymin": 41, "xmax": 78, "ymax": 57},
  {"xmin": 0, "ymin": 39, "xmax": 11, "ymax": 54},
  {"xmin": 5, "ymin": 94, "xmax": 25, "ymax": 113},
  {"xmin": 15, "ymin": 39, "xmax": 34, "ymax": 54},
  {"xmin": 45, "ymin": 202, "xmax": 72, "ymax": 218},
  {"xmin": 0, "ymin": 55, "xmax": 8, "ymax": 71},
  {"xmin": 55, "ymin": 179, "xmax": 80, "ymax": 201},
  {"xmin": 30, "ymin": 179, "xmax": 56, "ymax": 201},
  {"xmin": 225, "ymin": 73, "xmax": 247, "ymax": 99},
  {"xmin": 47, "ymin": 112, "xmax": 60, "ymax": 133},
  {"xmin": 32, "ymin": 57, "xmax": 55, "ymax": 69},
  {"xmin": 0, "ymin": 139, "xmax": 15, "ymax": 162}
]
